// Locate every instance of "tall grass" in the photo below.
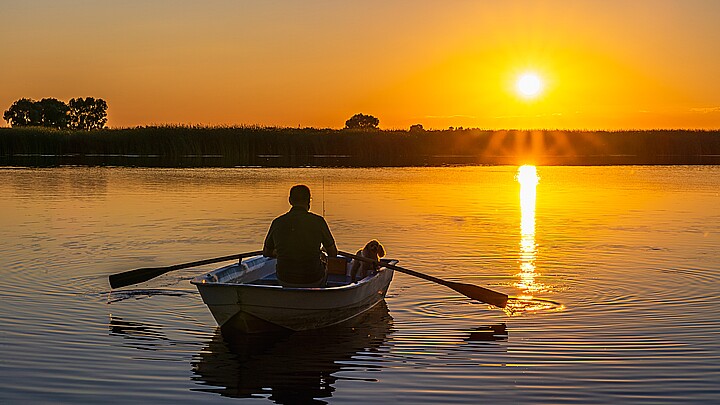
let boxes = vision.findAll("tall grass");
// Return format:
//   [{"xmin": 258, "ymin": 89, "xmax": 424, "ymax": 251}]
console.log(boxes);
[{"xmin": 1, "ymin": 125, "xmax": 719, "ymax": 167}]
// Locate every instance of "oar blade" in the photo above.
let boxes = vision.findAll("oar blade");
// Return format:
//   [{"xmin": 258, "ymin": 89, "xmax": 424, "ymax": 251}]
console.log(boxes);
[
  {"xmin": 447, "ymin": 281, "xmax": 508, "ymax": 308},
  {"xmin": 109, "ymin": 267, "xmax": 170, "ymax": 289}
]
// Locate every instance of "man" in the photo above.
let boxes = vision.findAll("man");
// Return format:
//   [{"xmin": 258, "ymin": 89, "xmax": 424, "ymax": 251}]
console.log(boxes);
[{"xmin": 263, "ymin": 185, "xmax": 338, "ymax": 287}]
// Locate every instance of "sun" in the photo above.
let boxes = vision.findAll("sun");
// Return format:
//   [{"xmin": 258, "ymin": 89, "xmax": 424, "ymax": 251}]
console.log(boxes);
[{"xmin": 516, "ymin": 72, "xmax": 543, "ymax": 99}]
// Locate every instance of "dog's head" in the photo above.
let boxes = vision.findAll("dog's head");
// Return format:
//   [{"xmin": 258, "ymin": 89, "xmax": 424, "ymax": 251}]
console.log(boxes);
[{"xmin": 364, "ymin": 240, "xmax": 385, "ymax": 258}]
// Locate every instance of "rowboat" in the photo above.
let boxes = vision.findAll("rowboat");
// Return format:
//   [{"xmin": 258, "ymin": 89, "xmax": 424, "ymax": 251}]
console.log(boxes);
[{"xmin": 190, "ymin": 254, "xmax": 396, "ymax": 333}]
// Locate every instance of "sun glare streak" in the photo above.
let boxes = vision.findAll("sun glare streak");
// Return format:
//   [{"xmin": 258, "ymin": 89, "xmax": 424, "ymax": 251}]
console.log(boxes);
[{"xmin": 516, "ymin": 165, "xmax": 541, "ymax": 294}]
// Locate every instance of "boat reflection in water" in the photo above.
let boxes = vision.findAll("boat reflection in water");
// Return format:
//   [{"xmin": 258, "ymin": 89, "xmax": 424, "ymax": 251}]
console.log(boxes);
[{"xmin": 191, "ymin": 301, "xmax": 393, "ymax": 403}]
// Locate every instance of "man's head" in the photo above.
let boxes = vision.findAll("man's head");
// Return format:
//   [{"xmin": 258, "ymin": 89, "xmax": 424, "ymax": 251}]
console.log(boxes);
[{"xmin": 289, "ymin": 185, "xmax": 311, "ymax": 208}]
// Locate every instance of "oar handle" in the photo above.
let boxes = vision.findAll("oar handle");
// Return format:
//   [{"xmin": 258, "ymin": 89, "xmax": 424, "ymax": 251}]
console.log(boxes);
[
  {"xmin": 340, "ymin": 250, "xmax": 444, "ymax": 284},
  {"xmin": 339, "ymin": 250, "xmax": 508, "ymax": 308}
]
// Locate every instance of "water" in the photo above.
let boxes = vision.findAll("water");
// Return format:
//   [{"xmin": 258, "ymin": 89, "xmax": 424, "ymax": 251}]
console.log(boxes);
[{"xmin": 1, "ymin": 166, "xmax": 718, "ymax": 404}]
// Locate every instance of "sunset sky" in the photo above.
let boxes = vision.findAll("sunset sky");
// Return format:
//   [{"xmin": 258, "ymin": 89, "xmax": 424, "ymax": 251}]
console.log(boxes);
[{"xmin": 2, "ymin": 0, "xmax": 719, "ymax": 130}]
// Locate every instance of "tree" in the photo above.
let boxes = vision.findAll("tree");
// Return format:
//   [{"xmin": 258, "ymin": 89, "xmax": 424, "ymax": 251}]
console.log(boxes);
[
  {"xmin": 68, "ymin": 97, "xmax": 108, "ymax": 130},
  {"xmin": 3, "ymin": 97, "xmax": 108, "ymax": 130},
  {"xmin": 345, "ymin": 113, "xmax": 379, "ymax": 129},
  {"xmin": 37, "ymin": 98, "xmax": 70, "ymax": 128},
  {"xmin": 3, "ymin": 98, "xmax": 69, "ymax": 129},
  {"xmin": 409, "ymin": 124, "xmax": 425, "ymax": 132},
  {"xmin": 3, "ymin": 98, "xmax": 42, "ymax": 127}
]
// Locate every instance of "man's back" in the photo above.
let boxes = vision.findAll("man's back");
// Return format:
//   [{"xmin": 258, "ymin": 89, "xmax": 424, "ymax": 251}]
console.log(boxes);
[{"xmin": 264, "ymin": 206, "xmax": 335, "ymax": 285}]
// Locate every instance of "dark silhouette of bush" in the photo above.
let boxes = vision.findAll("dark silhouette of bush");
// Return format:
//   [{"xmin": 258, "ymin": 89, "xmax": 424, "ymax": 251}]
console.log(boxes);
[
  {"xmin": 345, "ymin": 113, "xmax": 379, "ymax": 129},
  {"xmin": 409, "ymin": 124, "xmax": 425, "ymax": 132}
]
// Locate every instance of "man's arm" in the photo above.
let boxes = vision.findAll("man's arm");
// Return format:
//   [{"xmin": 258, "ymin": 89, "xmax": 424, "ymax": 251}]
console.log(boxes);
[
  {"xmin": 263, "ymin": 222, "xmax": 277, "ymax": 257},
  {"xmin": 319, "ymin": 217, "xmax": 337, "ymax": 257},
  {"xmin": 324, "ymin": 243, "xmax": 338, "ymax": 258},
  {"xmin": 263, "ymin": 245, "xmax": 277, "ymax": 258}
]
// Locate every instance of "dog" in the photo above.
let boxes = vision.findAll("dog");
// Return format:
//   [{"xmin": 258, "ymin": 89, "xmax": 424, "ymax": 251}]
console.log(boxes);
[{"xmin": 350, "ymin": 240, "xmax": 385, "ymax": 282}]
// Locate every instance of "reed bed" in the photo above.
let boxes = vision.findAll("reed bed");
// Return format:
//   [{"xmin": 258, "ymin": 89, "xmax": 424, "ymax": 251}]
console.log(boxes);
[{"xmin": 1, "ymin": 126, "xmax": 719, "ymax": 167}]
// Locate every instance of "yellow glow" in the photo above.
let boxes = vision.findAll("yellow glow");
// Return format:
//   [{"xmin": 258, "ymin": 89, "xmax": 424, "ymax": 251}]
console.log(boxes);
[
  {"xmin": 516, "ymin": 73, "xmax": 543, "ymax": 99},
  {"xmin": 3, "ymin": 4, "xmax": 720, "ymax": 129},
  {"xmin": 516, "ymin": 165, "xmax": 542, "ymax": 293}
]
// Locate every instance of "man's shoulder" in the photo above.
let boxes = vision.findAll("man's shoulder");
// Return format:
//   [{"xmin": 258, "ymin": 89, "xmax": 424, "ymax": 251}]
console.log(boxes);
[
  {"xmin": 291, "ymin": 209, "xmax": 325, "ymax": 221},
  {"xmin": 307, "ymin": 211, "xmax": 325, "ymax": 220},
  {"xmin": 273, "ymin": 209, "xmax": 327, "ymax": 225},
  {"xmin": 308, "ymin": 211, "xmax": 331, "ymax": 226},
  {"xmin": 270, "ymin": 211, "xmax": 292, "ymax": 226}
]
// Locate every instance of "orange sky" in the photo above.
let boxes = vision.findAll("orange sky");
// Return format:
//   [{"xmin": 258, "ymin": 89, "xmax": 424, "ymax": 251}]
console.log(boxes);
[{"xmin": 1, "ymin": 1, "xmax": 719, "ymax": 130}]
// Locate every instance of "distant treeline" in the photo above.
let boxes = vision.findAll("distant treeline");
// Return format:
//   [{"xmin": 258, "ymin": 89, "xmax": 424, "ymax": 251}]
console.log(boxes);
[{"xmin": 1, "ymin": 126, "xmax": 719, "ymax": 167}]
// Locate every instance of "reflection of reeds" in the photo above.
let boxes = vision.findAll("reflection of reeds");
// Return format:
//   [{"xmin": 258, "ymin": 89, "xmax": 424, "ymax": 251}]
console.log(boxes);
[{"xmin": 1, "ymin": 126, "xmax": 719, "ymax": 166}]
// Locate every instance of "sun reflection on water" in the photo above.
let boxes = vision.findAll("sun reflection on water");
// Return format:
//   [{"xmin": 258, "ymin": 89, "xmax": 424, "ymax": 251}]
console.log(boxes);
[
  {"xmin": 516, "ymin": 165, "xmax": 541, "ymax": 293},
  {"xmin": 506, "ymin": 166, "xmax": 564, "ymax": 315}
]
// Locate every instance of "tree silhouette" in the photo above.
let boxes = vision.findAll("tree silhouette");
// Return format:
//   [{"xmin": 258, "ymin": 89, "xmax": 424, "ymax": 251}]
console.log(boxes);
[
  {"xmin": 69, "ymin": 97, "xmax": 108, "ymax": 130},
  {"xmin": 37, "ymin": 98, "xmax": 70, "ymax": 128},
  {"xmin": 3, "ymin": 98, "xmax": 69, "ymax": 129},
  {"xmin": 409, "ymin": 124, "xmax": 425, "ymax": 132},
  {"xmin": 3, "ymin": 97, "xmax": 108, "ymax": 130},
  {"xmin": 3, "ymin": 98, "xmax": 41, "ymax": 127},
  {"xmin": 345, "ymin": 113, "xmax": 379, "ymax": 129}
]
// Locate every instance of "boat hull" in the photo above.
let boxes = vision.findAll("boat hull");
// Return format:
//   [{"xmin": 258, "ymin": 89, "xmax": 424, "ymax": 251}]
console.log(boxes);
[{"xmin": 192, "ymin": 256, "xmax": 395, "ymax": 333}]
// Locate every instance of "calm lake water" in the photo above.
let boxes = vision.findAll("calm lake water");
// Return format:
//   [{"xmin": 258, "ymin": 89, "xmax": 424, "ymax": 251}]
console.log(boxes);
[{"xmin": 1, "ymin": 166, "xmax": 719, "ymax": 404}]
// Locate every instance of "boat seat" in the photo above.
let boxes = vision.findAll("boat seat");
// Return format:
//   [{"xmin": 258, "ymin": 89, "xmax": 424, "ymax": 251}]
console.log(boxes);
[
  {"xmin": 249, "ymin": 273, "xmax": 351, "ymax": 287},
  {"xmin": 327, "ymin": 273, "xmax": 351, "ymax": 286}
]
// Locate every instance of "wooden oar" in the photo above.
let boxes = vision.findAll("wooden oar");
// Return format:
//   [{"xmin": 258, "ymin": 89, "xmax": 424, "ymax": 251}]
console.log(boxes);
[
  {"xmin": 339, "ymin": 250, "xmax": 508, "ymax": 308},
  {"xmin": 109, "ymin": 250, "xmax": 263, "ymax": 289}
]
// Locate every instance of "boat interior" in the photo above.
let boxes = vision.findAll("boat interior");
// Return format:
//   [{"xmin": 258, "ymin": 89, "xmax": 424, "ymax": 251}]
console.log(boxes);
[
  {"xmin": 193, "ymin": 255, "xmax": 393, "ymax": 288},
  {"xmin": 247, "ymin": 254, "xmax": 368, "ymax": 287},
  {"xmin": 247, "ymin": 273, "xmax": 352, "ymax": 287}
]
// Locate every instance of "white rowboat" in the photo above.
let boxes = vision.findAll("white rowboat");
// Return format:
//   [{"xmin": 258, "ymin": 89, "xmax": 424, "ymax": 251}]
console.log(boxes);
[{"xmin": 191, "ymin": 255, "xmax": 396, "ymax": 333}]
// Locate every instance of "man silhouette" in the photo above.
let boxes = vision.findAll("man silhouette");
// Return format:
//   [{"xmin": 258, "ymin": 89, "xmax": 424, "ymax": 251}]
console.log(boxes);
[{"xmin": 263, "ymin": 185, "xmax": 337, "ymax": 287}]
